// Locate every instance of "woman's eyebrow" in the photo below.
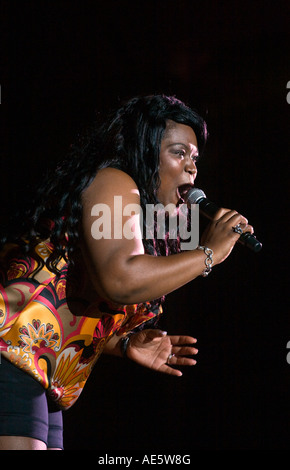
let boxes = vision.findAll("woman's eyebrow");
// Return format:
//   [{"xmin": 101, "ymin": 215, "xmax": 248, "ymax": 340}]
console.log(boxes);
[
  {"xmin": 168, "ymin": 142, "xmax": 199, "ymax": 154},
  {"xmin": 167, "ymin": 142, "xmax": 188, "ymax": 149}
]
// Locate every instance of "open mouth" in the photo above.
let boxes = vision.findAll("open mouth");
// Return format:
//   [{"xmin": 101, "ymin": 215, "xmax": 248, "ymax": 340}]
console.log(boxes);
[{"xmin": 177, "ymin": 184, "xmax": 194, "ymax": 203}]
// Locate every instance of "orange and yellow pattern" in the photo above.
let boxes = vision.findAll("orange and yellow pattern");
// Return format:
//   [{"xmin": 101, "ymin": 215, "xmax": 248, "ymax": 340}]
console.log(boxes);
[{"xmin": 0, "ymin": 241, "xmax": 161, "ymax": 409}]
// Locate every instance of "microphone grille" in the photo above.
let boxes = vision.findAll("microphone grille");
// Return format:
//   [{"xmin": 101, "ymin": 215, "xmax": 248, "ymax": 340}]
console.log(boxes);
[{"xmin": 185, "ymin": 187, "xmax": 206, "ymax": 204}]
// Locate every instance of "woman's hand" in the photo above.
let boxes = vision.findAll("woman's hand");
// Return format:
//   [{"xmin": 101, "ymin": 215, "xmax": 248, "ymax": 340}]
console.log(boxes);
[
  {"xmin": 201, "ymin": 208, "xmax": 254, "ymax": 265},
  {"xmin": 125, "ymin": 329, "xmax": 198, "ymax": 377}
]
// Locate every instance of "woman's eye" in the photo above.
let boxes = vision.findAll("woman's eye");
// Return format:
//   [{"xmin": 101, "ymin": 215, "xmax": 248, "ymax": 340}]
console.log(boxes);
[
  {"xmin": 175, "ymin": 150, "xmax": 185, "ymax": 158},
  {"xmin": 171, "ymin": 149, "xmax": 198, "ymax": 162}
]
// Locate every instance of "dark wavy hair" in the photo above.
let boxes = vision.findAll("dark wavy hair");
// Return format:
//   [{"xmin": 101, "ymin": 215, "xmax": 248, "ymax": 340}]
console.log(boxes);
[{"xmin": 1, "ymin": 94, "xmax": 207, "ymax": 272}]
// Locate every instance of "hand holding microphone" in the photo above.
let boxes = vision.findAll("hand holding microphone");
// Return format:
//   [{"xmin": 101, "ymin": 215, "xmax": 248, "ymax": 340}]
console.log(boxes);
[{"xmin": 184, "ymin": 187, "xmax": 262, "ymax": 267}]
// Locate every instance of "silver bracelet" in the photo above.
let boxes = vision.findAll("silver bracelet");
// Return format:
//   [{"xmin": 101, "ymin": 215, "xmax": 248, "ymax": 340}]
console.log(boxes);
[{"xmin": 197, "ymin": 245, "xmax": 214, "ymax": 277}]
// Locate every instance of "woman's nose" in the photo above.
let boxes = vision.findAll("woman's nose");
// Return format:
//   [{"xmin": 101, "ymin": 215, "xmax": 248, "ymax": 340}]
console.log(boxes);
[{"xmin": 185, "ymin": 157, "xmax": 197, "ymax": 175}]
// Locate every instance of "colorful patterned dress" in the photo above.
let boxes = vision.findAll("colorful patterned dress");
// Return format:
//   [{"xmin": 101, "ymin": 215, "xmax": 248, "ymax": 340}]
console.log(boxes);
[{"xmin": 0, "ymin": 240, "xmax": 162, "ymax": 409}]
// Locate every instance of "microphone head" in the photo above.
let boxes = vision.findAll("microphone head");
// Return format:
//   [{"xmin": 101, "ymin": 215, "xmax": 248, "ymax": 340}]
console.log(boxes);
[{"xmin": 185, "ymin": 187, "xmax": 206, "ymax": 204}]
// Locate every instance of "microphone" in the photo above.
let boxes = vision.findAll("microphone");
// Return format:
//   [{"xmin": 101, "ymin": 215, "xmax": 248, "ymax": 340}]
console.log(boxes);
[{"xmin": 185, "ymin": 187, "xmax": 262, "ymax": 253}]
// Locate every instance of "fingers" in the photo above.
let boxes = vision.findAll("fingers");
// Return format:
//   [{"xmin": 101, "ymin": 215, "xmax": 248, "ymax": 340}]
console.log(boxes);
[
  {"xmin": 144, "ymin": 332, "xmax": 197, "ymax": 345},
  {"xmin": 166, "ymin": 335, "xmax": 198, "ymax": 373},
  {"xmin": 202, "ymin": 205, "xmax": 256, "ymax": 266},
  {"xmin": 159, "ymin": 355, "xmax": 197, "ymax": 376},
  {"xmin": 169, "ymin": 349, "xmax": 198, "ymax": 365},
  {"xmin": 167, "ymin": 336, "xmax": 198, "ymax": 360},
  {"xmin": 159, "ymin": 364, "xmax": 183, "ymax": 377},
  {"xmin": 215, "ymin": 208, "xmax": 254, "ymax": 233},
  {"xmin": 170, "ymin": 355, "xmax": 197, "ymax": 366},
  {"xmin": 215, "ymin": 209, "xmax": 247, "ymax": 226},
  {"xmin": 151, "ymin": 334, "xmax": 199, "ymax": 377},
  {"xmin": 168, "ymin": 335, "xmax": 197, "ymax": 345},
  {"xmin": 172, "ymin": 345, "xmax": 198, "ymax": 357},
  {"xmin": 238, "ymin": 222, "xmax": 254, "ymax": 235},
  {"xmin": 212, "ymin": 207, "xmax": 231, "ymax": 221}
]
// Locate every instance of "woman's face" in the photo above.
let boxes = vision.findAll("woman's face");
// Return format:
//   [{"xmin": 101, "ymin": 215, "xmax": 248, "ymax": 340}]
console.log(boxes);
[{"xmin": 157, "ymin": 120, "xmax": 199, "ymax": 207}]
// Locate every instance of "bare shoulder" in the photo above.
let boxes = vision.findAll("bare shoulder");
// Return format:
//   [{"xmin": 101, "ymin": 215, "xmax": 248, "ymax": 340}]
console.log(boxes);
[
  {"xmin": 82, "ymin": 167, "xmax": 140, "ymax": 205},
  {"xmin": 94, "ymin": 167, "xmax": 137, "ymax": 184}
]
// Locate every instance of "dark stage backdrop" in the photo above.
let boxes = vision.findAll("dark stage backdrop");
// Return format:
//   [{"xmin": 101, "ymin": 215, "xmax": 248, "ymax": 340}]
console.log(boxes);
[{"xmin": 1, "ymin": 0, "xmax": 289, "ymax": 450}]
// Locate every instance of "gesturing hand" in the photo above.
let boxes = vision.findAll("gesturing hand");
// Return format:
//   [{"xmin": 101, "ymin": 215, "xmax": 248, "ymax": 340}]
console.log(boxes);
[{"xmin": 125, "ymin": 329, "xmax": 198, "ymax": 377}]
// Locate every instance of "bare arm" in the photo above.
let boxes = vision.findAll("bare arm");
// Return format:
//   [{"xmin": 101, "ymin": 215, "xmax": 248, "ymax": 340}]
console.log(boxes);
[{"xmin": 80, "ymin": 168, "xmax": 252, "ymax": 305}]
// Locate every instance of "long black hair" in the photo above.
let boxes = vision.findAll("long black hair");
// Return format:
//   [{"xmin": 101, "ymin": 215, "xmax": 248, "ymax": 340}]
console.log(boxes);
[{"xmin": 1, "ymin": 94, "xmax": 207, "ymax": 272}]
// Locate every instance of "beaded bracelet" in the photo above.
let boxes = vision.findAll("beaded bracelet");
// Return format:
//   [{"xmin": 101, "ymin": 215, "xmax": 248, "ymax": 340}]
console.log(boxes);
[{"xmin": 197, "ymin": 245, "xmax": 214, "ymax": 277}]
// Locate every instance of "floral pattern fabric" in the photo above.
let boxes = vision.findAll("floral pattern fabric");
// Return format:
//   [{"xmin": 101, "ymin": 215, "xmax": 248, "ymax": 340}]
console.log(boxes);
[{"xmin": 0, "ymin": 241, "xmax": 162, "ymax": 409}]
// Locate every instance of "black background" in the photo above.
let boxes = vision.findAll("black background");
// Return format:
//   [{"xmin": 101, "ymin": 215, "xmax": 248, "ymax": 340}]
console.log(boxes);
[{"xmin": 1, "ymin": 0, "xmax": 289, "ymax": 450}]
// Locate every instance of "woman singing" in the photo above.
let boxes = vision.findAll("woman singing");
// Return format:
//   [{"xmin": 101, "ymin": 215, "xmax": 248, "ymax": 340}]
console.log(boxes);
[{"xmin": 0, "ymin": 95, "xmax": 253, "ymax": 449}]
